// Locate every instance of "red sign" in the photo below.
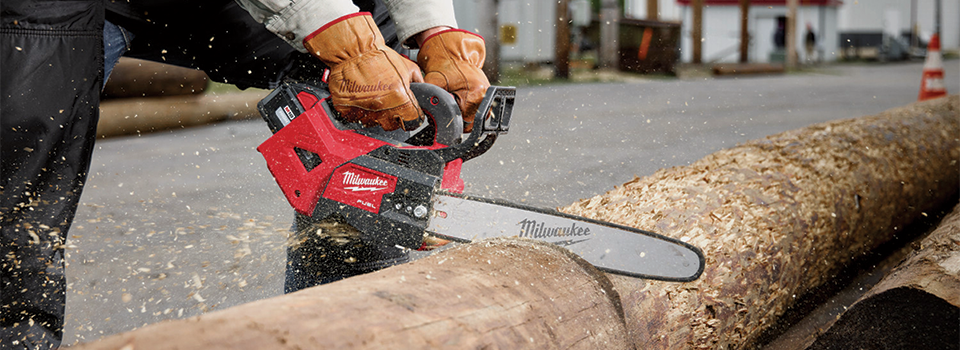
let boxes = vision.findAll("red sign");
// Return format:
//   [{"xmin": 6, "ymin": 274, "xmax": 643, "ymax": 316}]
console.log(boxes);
[{"xmin": 676, "ymin": 0, "xmax": 840, "ymax": 6}]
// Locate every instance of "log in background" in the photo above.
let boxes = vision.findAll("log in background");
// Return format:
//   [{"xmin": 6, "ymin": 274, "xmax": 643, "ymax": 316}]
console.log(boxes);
[
  {"xmin": 72, "ymin": 96, "xmax": 959, "ymax": 349},
  {"xmin": 808, "ymin": 202, "xmax": 960, "ymax": 350},
  {"xmin": 97, "ymin": 91, "xmax": 265, "ymax": 138},
  {"xmin": 102, "ymin": 58, "xmax": 208, "ymax": 99},
  {"xmin": 561, "ymin": 95, "xmax": 959, "ymax": 349},
  {"xmin": 97, "ymin": 57, "xmax": 266, "ymax": 138}
]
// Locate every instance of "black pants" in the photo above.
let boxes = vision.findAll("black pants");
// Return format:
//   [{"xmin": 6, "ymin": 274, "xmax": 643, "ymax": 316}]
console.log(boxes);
[
  {"xmin": 1, "ymin": 1, "xmax": 104, "ymax": 348},
  {"xmin": 1, "ymin": 0, "xmax": 406, "ymax": 348}
]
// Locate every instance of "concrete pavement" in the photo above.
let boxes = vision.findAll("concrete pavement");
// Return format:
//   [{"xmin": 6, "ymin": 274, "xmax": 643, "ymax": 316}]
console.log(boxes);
[{"xmin": 63, "ymin": 60, "xmax": 959, "ymax": 345}]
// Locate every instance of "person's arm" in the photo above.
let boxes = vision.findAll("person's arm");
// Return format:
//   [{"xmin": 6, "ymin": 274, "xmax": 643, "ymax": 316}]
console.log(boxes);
[
  {"xmin": 235, "ymin": 0, "xmax": 359, "ymax": 52},
  {"xmin": 415, "ymin": 26, "xmax": 453, "ymax": 47},
  {"xmin": 381, "ymin": 0, "xmax": 458, "ymax": 48},
  {"xmin": 383, "ymin": 0, "xmax": 488, "ymax": 133},
  {"xmin": 237, "ymin": 0, "xmax": 425, "ymax": 131}
]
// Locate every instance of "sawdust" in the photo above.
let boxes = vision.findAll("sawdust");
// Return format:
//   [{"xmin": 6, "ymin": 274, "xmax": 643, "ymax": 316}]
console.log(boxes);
[{"xmin": 287, "ymin": 218, "xmax": 361, "ymax": 250}]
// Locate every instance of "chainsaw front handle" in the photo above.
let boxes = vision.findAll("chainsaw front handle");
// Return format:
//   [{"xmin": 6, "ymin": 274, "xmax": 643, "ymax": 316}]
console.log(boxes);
[{"xmin": 434, "ymin": 85, "xmax": 515, "ymax": 163}]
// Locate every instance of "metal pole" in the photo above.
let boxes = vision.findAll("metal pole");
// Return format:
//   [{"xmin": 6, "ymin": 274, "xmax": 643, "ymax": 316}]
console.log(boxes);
[
  {"xmin": 478, "ymin": 0, "xmax": 500, "ymax": 83},
  {"xmin": 740, "ymin": 0, "xmax": 750, "ymax": 63},
  {"xmin": 911, "ymin": 0, "xmax": 918, "ymax": 51},
  {"xmin": 786, "ymin": 0, "xmax": 798, "ymax": 68},
  {"xmin": 555, "ymin": 0, "xmax": 571, "ymax": 79},
  {"xmin": 819, "ymin": 3, "xmax": 825, "ymax": 63},
  {"xmin": 935, "ymin": 0, "xmax": 942, "ymax": 35},
  {"xmin": 692, "ymin": 0, "xmax": 703, "ymax": 64}
]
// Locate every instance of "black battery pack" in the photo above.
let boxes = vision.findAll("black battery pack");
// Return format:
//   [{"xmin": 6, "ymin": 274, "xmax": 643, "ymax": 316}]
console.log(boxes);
[{"xmin": 256, "ymin": 82, "xmax": 330, "ymax": 134}]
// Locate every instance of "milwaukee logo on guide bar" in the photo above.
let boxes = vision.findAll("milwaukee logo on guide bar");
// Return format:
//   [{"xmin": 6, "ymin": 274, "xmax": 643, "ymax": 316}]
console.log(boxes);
[
  {"xmin": 517, "ymin": 219, "xmax": 592, "ymax": 239},
  {"xmin": 342, "ymin": 171, "xmax": 389, "ymax": 191},
  {"xmin": 339, "ymin": 79, "xmax": 396, "ymax": 94}
]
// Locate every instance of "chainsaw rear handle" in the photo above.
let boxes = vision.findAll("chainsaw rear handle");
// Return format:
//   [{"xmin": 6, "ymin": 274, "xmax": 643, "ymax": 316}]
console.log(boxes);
[
  {"xmin": 258, "ymin": 82, "xmax": 464, "ymax": 147},
  {"xmin": 258, "ymin": 81, "xmax": 515, "ymax": 162}
]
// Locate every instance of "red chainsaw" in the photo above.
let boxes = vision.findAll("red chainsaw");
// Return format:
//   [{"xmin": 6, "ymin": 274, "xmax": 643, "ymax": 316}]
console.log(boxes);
[{"xmin": 256, "ymin": 81, "xmax": 704, "ymax": 281}]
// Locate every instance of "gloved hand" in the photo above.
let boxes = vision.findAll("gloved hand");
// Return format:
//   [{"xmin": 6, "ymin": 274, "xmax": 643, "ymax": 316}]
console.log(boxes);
[
  {"xmin": 304, "ymin": 13, "xmax": 424, "ymax": 131},
  {"xmin": 417, "ymin": 29, "xmax": 489, "ymax": 132}
]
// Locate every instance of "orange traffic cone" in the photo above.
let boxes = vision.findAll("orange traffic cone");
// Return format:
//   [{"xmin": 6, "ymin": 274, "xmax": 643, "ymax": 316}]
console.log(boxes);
[{"xmin": 918, "ymin": 33, "xmax": 948, "ymax": 101}]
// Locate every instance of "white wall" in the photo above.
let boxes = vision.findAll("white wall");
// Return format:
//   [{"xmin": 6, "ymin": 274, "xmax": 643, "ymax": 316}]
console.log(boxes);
[
  {"xmin": 451, "ymin": 0, "xmax": 955, "ymax": 65},
  {"xmin": 838, "ymin": 0, "xmax": 959, "ymax": 50},
  {"xmin": 624, "ymin": 0, "xmax": 684, "ymax": 20},
  {"xmin": 930, "ymin": 0, "xmax": 958, "ymax": 49},
  {"xmin": 838, "ymin": 0, "xmax": 907, "ymax": 31},
  {"xmin": 680, "ymin": 6, "xmax": 742, "ymax": 63},
  {"xmin": 452, "ymin": 0, "xmax": 556, "ymax": 63},
  {"xmin": 677, "ymin": 4, "xmax": 837, "ymax": 64}
]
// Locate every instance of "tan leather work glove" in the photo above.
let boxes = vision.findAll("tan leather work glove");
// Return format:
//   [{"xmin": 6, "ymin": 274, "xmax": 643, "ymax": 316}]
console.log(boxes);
[
  {"xmin": 417, "ymin": 29, "xmax": 489, "ymax": 133},
  {"xmin": 304, "ymin": 13, "xmax": 424, "ymax": 131}
]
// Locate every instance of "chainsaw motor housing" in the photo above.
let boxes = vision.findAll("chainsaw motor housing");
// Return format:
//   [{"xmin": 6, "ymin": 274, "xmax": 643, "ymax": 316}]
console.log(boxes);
[{"xmin": 257, "ymin": 81, "xmax": 515, "ymax": 250}]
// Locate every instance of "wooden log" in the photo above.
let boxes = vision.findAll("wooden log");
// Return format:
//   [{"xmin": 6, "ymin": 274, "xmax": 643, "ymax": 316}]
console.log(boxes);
[
  {"xmin": 73, "ymin": 96, "xmax": 958, "ymax": 349},
  {"xmin": 96, "ymin": 90, "xmax": 267, "ymax": 138},
  {"xmin": 69, "ymin": 239, "xmax": 632, "ymax": 349},
  {"xmin": 560, "ymin": 95, "xmax": 959, "ymax": 349},
  {"xmin": 808, "ymin": 203, "xmax": 960, "ymax": 350},
  {"xmin": 712, "ymin": 63, "xmax": 784, "ymax": 76},
  {"xmin": 102, "ymin": 57, "xmax": 209, "ymax": 99}
]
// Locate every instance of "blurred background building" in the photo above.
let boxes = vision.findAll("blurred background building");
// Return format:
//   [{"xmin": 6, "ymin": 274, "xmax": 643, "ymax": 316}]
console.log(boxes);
[{"xmin": 451, "ymin": 0, "xmax": 959, "ymax": 73}]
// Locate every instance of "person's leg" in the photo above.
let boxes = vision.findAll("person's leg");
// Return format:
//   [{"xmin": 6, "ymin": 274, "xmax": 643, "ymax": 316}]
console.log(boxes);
[
  {"xmin": 103, "ymin": 20, "xmax": 135, "ymax": 83},
  {"xmin": 1, "ymin": 1, "xmax": 104, "ymax": 348}
]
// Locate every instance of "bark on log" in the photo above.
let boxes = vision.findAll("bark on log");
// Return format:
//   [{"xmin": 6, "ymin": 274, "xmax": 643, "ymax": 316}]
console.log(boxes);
[
  {"xmin": 70, "ymin": 239, "xmax": 632, "ymax": 349},
  {"xmin": 102, "ymin": 58, "xmax": 209, "ymax": 99},
  {"xmin": 72, "ymin": 96, "xmax": 958, "ymax": 349},
  {"xmin": 560, "ymin": 95, "xmax": 959, "ymax": 349},
  {"xmin": 808, "ymin": 203, "xmax": 960, "ymax": 350},
  {"xmin": 96, "ymin": 90, "xmax": 267, "ymax": 138}
]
